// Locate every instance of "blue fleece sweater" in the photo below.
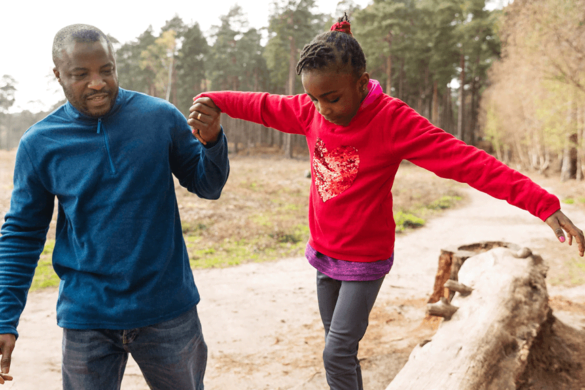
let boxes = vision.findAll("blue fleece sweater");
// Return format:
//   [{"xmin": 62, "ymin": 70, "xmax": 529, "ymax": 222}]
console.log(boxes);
[{"xmin": 0, "ymin": 88, "xmax": 229, "ymax": 336}]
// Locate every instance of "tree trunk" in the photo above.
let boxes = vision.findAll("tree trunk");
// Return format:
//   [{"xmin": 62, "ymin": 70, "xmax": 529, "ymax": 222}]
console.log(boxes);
[
  {"xmin": 386, "ymin": 55, "xmax": 392, "ymax": 96},
  {"xmin": 171, "ymin": 60, "xmax": 178, "ymax": 107},
  {"xmin": 456, "ymin": 53, "xmax": 465, "ymax": 141},
  {"xmin": 165, "ymin": 55, "xmax": 174, "ymax": 102},
  {"xmin": 432, "ymin": 80, "xmax": 439, "ymax": 125},
  {"xmin": 470, "ymin": 77, "xmax": 477, "ymax": 146},
  {"xmin": 577, "ymin": 105, "xmax": 584, "ymax": 181},
  {"xmin": 388, "ymin": 246, "xmax": 550, "ymax": 390},
  {"xmin": 283, "ymin": 35, "xmax": 296, "ymax": 159},
  {"xmin": 561, "ymin": 99, "xmax": 578, "ymax": 181},
  {"xmin": 399, "ymin": 58, "xmax": 404, "ymax": 100}
]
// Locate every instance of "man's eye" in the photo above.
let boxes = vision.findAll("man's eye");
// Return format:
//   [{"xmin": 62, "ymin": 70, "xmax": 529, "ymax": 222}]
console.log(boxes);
[
  {"xmin": 73, "ymin": 73, "xmax": 86, "ymax": 78},
  {"xmin": 102, "ymin": 69, "xmax": 113, "ymax": 75}
]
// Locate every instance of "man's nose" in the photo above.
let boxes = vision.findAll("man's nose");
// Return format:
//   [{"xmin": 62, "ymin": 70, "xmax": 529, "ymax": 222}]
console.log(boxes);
[{"xmin": 88, "ymin": 75, "xmax": 106, "ymax": 90}]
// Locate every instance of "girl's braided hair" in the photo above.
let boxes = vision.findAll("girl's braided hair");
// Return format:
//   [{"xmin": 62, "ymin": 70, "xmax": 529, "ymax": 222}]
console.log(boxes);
[{"xmin": 296, "ymin": 13, "xmax": 366, "ymax": 78}]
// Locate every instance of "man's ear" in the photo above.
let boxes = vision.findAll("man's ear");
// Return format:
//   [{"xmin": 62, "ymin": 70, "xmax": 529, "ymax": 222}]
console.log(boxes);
[{"xmin": 53, "ymin": 67, "xmax": 62, "ymax": 84}]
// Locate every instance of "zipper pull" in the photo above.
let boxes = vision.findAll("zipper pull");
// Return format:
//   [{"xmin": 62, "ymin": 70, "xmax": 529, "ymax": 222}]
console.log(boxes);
[{"xmin": 97, "ymin": 118, "xmax": 102, "ymax": 134}]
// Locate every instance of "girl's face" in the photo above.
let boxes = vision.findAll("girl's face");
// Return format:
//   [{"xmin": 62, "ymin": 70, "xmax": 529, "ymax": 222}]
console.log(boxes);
[{"xmin": 302, "ymin": 69, "xmax": 369, "ymax": 127}]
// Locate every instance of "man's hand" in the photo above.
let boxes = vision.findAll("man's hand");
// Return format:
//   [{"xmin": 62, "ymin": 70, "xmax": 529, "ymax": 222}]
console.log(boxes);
[
  {"xmin": 545, "ymin": 210, "xmax": 585, "ymax": 257},
  {"xmin": 0, "ymin": 334, "xmax": 15, "ymax": 384},
  {"xmin": 188, "ymin": 97, "xmax": 221, "ymax": 146}
]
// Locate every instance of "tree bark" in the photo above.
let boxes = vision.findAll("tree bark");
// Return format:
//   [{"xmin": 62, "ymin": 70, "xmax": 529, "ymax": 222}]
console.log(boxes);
[
  {"xmin": 387, "ymin": 246, "xmax": 550, "ymax": 390},
  {"xmin": 577, "ymin": 105, "xmax": 584, "ymax": 181},
  {"xmin": 456, "ymin": 53, "xmax": 465, "ymax": 141},
  {"xmin": 399, "ymin": 58, "xmax": 404, "ymax": 100},
  {"xmin": 561, "ymin": 99, "xmax": 578, "ymax": 181},
  {"xmin": 432, "ymin": 80, "xmax": 439, "ymax": 125},
  {"xmin": 283, "ymin": 34, "xmax": 296, "ymax": 159},
  {"xmin": 386, "ymin": 54, "xmax": 392, "ymax": 97},
  {"xmin": 171, "ymin": 60, "xmax": 178, "ymax": 107},
  {"xmin": 165, "ymin": 54, "xmax": 174, "ymax": 102},
  {"xmin": 470, "ymin": 77, "xmax": 477, "ymax": 145}
]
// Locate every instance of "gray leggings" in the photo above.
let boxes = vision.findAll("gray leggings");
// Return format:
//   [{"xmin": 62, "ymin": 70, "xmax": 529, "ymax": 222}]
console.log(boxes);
[{"xmin": 316, "ymin": 271, "xmax": 385, "ymax": 390}]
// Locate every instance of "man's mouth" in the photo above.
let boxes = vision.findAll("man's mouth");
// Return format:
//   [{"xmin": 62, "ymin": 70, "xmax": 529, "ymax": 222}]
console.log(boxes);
[{"xmin": 86, "ymin": 93, "xmax": 110, "ymax": 105}]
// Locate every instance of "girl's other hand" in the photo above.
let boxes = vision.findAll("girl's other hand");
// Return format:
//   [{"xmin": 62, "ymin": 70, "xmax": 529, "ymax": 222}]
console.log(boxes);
[
  {"xmin": 188, "ymin": 97, "xmax": 221, "ymax": 146},
  {"xmin": 545, "ymin": 210, "xmax": 584, "ymax": 257}
]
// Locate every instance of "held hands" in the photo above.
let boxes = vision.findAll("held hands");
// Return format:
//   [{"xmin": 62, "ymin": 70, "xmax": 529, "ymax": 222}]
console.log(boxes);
[
  {"xmin": 0, "ymin": 334, "xmax": 15, "ymax": 384},
  {"xmin": 545, "ymin": 210, "xmax": 585, "ymax": 257},
  {"xmin": 188, "ymin": 97, "xmax": 221, "ymax": 146}
]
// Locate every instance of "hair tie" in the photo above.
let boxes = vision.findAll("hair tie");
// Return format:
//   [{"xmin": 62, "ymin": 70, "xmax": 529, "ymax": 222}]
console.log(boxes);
[{"xmin": 330, "ymin": 21, "xmax": 352, "ymax": 36}]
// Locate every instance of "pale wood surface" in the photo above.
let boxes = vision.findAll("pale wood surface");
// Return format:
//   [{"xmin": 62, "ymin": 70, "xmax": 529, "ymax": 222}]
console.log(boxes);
[{"xmin": 387, "ymin": 247, "xmax": 550, "ymax": 390}]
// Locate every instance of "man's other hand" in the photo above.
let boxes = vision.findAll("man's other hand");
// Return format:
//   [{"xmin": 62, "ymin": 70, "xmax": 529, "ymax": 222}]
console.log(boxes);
[
  {"xmin": 188, "ymin": 97, "xmax": 222, "ymax": 146},
  {"xmin": 0, "ymin": 334, "xmax": 15, "ymax": 384}
]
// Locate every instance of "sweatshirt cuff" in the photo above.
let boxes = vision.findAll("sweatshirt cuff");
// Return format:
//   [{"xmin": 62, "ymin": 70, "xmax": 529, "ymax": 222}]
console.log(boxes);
[
  {"xmin": 538, "ymin": 196, "xmax": 561, "ymax": 222},
  {"xmin": 201, "ymin": 127, "xmax": 225, "ymax": 150},
  {"xmin": 0, "ymin": 326, "xmax": 18, "ymax": 340}
]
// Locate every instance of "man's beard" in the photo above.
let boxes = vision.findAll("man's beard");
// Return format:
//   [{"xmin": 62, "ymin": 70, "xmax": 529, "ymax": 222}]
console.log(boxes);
[{"xmin": 63, "ymin": 86, "xmax": 118, "ymax": 118}]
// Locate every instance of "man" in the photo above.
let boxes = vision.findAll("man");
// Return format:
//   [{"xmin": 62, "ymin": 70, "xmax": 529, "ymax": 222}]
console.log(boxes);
[{"xmin": 0, "ymin": 24, "xmax": 227, "ymax": 389}]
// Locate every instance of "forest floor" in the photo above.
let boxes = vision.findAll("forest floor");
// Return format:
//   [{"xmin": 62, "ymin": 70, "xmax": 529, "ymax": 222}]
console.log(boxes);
[{"xmin": 0, "ymin": 149, "xmax": 583, "ymax": 389}]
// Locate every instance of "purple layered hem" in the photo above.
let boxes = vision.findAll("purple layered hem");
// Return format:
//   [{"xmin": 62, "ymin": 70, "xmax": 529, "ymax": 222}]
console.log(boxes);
[{"xmin": 305, "ymin": 243, "xmax": 394, "ymax": 282}]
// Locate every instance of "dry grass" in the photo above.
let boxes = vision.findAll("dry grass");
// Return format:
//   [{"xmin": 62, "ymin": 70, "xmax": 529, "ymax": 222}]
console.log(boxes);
[
  {"xmin": 0, "ymin": 149, "xmax": 465, "ymax": 290},
  {"xmin": 175, "ymin": 156, "xmax": 465, "ymax": 269}
]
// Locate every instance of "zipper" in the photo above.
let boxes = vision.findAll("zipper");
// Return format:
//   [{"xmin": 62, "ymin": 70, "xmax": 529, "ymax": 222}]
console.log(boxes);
[{"xmin": 97, "ymin": 118, "xmax": 116, "ymax": 174}]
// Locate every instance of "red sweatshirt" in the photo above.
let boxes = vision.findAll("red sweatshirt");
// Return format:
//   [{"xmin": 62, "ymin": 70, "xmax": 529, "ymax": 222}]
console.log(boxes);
[{"xmin": 197, "ymin": 88, "xmax": 560, "ymax": 262}]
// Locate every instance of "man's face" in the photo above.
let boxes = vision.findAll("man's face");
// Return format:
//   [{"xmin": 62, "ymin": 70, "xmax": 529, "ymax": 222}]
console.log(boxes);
[{"xmin": 53, "ymin": 38, "xmax": 118, "ymax": 118}]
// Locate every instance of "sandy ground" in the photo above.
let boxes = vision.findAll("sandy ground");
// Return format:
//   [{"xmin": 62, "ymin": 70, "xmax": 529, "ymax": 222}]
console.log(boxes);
[
  {"xmin": 2, "ymin": 182, "xmax": 584, "ymax": 390},
  {"xmin": 0, "ymin": 144, "xmax": 583, "ymax": 390}
]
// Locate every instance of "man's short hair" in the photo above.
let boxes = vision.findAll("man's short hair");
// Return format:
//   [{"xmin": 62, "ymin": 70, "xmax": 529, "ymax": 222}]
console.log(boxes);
[{"xmin": 52, "ymin": 24, "xmax": 113, "ymax": 66}]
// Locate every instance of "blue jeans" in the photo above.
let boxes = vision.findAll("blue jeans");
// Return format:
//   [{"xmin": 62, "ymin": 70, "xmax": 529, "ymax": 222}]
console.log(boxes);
[{"xmin": 62, "ymin": 304, "xmax": 207, "ymax": 390}]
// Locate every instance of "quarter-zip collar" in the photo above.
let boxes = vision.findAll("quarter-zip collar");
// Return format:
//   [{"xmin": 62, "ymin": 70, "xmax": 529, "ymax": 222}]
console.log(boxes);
[{"xmin": 63, "ymin": 88, "xmax": 125, "ymax": 175}]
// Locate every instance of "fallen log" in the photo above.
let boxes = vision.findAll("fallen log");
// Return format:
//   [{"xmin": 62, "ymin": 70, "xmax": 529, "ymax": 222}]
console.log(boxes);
[
  {"xmin": 426, "ymin": 241, "xmax": 520, "ymax": 307},
  {"xmin": 387, "ymin": 247, "xmax": 550, "ymax": 390}
]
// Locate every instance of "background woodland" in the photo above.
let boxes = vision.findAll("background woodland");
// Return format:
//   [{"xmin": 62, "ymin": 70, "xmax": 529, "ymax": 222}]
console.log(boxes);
[{"xmin": 0, "ymin": 0, "xmax": 583, "ymax": 181}]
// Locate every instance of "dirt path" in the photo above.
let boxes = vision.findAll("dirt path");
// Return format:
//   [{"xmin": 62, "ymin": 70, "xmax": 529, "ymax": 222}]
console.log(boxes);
[{"xmin": 5, "ymin": 185, "xmax": 585, "ymax": 390}]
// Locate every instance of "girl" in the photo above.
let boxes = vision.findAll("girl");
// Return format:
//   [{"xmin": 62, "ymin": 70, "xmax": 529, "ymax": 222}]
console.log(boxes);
[{"xmin": 188, "ymin": 15, "xmax": 584, "ymax": 390}]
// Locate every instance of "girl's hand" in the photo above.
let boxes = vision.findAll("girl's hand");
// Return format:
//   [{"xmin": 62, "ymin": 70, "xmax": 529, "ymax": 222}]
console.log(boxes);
[
  {"xmin": 545, "ymin": 210, "xmax": 584, "ymax": 257},
  {"xmin": 188, "ymin": 97, "xmax": 221, "ymax": 146}
]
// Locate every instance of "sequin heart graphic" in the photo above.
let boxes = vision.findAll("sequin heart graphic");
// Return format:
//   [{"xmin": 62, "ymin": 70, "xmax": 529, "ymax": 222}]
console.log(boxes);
[{"xmin": 312, "ymin": 138, "xmax": 360, "ymax": 202}]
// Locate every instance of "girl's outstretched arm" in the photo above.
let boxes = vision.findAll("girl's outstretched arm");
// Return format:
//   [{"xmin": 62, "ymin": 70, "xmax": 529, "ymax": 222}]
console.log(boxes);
[
  {"xmin": 188, "ymin": 91, "xmax": 314, "ymax": 139},
  {"xmin": 389, "ymin": 101, "xmax": 584, "ymax": 257}
]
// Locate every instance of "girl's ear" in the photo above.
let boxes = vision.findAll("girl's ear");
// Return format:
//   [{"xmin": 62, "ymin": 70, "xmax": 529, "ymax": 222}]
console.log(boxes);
[{"xmin": 358, "ymin": 72, "xmax": 370, "ymax": 93}]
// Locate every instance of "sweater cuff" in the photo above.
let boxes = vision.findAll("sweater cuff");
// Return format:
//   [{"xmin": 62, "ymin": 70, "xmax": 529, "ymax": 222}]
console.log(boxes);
[
  {"xmin": 538, "ymin": 196, "xmax": 561, "ymax": 222},
  {"xmin": 0, "ymin": 326, "xmax": 18, "ymax": 340},
  {"xmin": 202, "ymin": 127, "xmax": 225, "ymax": 150}
]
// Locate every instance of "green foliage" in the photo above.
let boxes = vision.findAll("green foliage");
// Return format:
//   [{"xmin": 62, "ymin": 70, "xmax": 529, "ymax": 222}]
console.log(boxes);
[
  {"xmin": 116, "ymin": 26, "xmax": 157, "ymax": 94},
  {"xmin": 264, "ymin": 0, "xmax": 324, "ymax": 94},
  {"xmin": 428, "ymin": 195, "xmax": 462, "ymax": 209},
  {"xmin": 188, "ymin": 225, "xmax": 309, "ymax": 269},
  {"xmin": 394, "ymin": 211, "xmax": 425, "ymax": 232},
  {"xmin": 140, "ymin": 30, "xmax": 178, "ymax": 100},
  {"xmin": 562, "ymin": 198, "xmax": 575, "ymax": 204},
  {"xmin": 206, "ymin": 6, "xmax": 269, "ymax": 92},
  {"xmin": 30, "ymin": 239, "xmax": 59, "ymax": 291}
]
